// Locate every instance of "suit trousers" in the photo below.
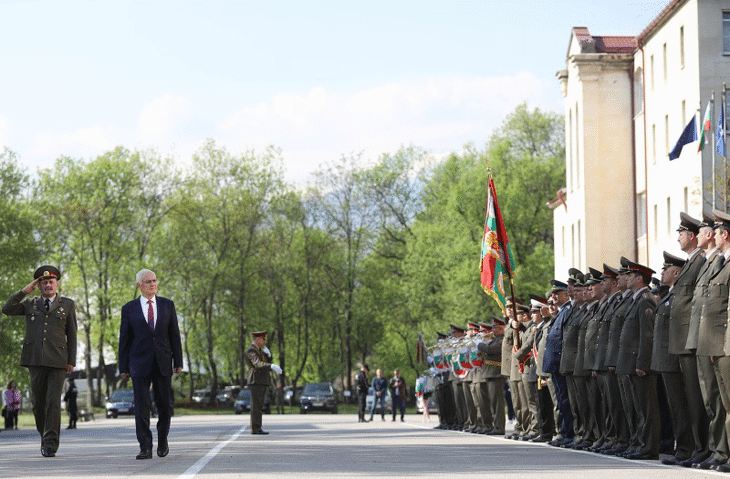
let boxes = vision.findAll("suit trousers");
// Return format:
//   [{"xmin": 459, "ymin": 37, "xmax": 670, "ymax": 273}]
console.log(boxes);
[
  {"xmin": 486, "ymin": 378, "xmax": 505, "ymax": 433},
  {"xmin": 598, "ymin": 370, "xmax": 626, "ymax": 449},
  {"xmin": 573, "ymin": 375, "xmax": 593, "ymax": 444},
  {"xmin": 451, "ymin": 381, "xmax": 466, "ymax": 426},
  {"xmin": 661, "ymin": 371, "xmax": 694, "ymax": 460},
  {"xmin": 712, "ymin": 356, "xmax": 730, "ymax": 461},
  {"xmin": 630, "ymin": 373, "xmax": 660, "ymax": 457},
  {"xmin": 461, "ymin": 381, "xmax": 478, "ymax": 429},
  {"xmin": 250, "ymin": 384, "xmax": 268, "ymax": 432},
  {"xmin": 28, "ymin": 366, "xmax": 66, "ymax": 452},
  {"xmin": 551, "ymin": 372, "xmax": 574, "ymax": 439},
  {"xmin": 682, "ymin": 354, "xmax": 711, "ymax": 460},
  {"xmin": 536, "ymin": 379, "xmax": 555, "ymax": 438},
  {"xmin": 510, "ymin": 379, "xmax": 527, "ymax": 435},
  {"xmin": 521, "ymin": 375, "xmax": 539, "ymax": 436},
  {"xmin": 131, "ymin": 358, "xmax": 172, "ymax": 451},
  {"xmin": 472, "ymin": 381, "xmax": 491, "ymax": 430},
  {"xmin": 436, "ymin": 380, "xmax": 456, "ymax": 426},
  {"xmin": 698, "ymin": 355, "xmax": 730, "ymax": 461},
  {"xmin": 565, "ymin": 374, "xmax": 584, "ymax": 442},
  {"xmin": 618, "ymin": 374, "xmax": 639, "ymax": 449},
  {"xmin": 586, "ymin": 374, "xmax": 604, "ymax": 446}
]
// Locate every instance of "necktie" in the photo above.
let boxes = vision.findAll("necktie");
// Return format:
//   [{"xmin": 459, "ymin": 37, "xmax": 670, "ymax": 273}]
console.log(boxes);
[
  {"xmin": 147, "ymin": 300, "xmax": 154, "ymax": 331},
  {"xmin": 45, "ymin": 299, "xmax": 50, "ymax": 311}
]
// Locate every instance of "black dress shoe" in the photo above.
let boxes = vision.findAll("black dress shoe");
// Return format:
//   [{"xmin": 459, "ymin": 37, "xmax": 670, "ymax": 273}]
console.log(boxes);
[
  {"xmin": 661, "ymin": 456, "xmax": 682, "ymax": 466},
  {"xmin": 679, "ymin": 457, "xmax": 702, "ymax": 467},
  {"xmin": 41, "ymin": 447, "xmax": 55, "ymax": 458},
  {"xmin": 157, "ymin": 445, "xmax": 169, "ymax": 457},
  {"xmin": 625, "ymin": 452, "xmax": 659, "ymax": 460},
  {"xmin": 717, "ymin": 463, "xmax": 730, "ymax": 473},
  {"xmin": 251, "ymin": 430, "xmax": 269, "ymax": 435},
  {"xmin": 694, "ymin": 458, "xmax": 725, "ymax": 469},
  {"xmin": 136, "ymin": 449, "xmax": 153, "ymax": 460},
  {"xmin": 529, "ymin": 436, "xmax": 548, "ymax": 443}
]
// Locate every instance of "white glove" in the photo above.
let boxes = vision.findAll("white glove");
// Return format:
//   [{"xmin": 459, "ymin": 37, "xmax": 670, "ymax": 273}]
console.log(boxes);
[
  {"xmin": 263, "ymin": 346, "xmax": 271, "ymax": 356},
  {"xmin": 270, "ymin": 364, "xmax": 282, "ymax": 375}
]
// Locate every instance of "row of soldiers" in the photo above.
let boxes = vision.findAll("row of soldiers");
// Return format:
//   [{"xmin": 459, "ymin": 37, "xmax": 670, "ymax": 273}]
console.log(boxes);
[{"xmin": 430, "ymin": 209, "xmax": 730, "ymax": 471}]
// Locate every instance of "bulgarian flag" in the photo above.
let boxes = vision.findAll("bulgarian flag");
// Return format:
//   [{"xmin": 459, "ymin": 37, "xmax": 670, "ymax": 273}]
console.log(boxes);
[
  {"xmin": 699, "ymin": 101, "xmax": 712, "ymax": 152},
  {"xmin": 480, "ymin": 176, "xmax": 515, "ymax": 314}
]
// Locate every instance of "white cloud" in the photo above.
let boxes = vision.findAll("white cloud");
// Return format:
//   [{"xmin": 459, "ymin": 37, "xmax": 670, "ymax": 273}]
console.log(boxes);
[
  {"xmin": 137, "ymin": 94, "xmax": 191, "ymax": 145},
  {"xmin": 0, "ymin": 114, "xmax": 11, "ymax": 150},
  {"xmin": 31, "ymin": 125, "xmax": 125, "ymax": 162}
]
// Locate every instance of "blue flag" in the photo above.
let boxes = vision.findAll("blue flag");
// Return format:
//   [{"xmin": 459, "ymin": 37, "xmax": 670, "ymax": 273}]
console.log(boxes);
[
  {"xmin": 718, "ymin": 100, "xmax": 726, "ymax": 158},
  {"xmin": 669, "ymin": 115, "xmax": 698, "ymax": 160}
]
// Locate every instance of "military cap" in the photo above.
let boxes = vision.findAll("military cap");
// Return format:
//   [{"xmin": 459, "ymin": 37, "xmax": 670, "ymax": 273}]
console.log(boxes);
[
  {"xmin": 550, "ymin": 279, "xmax": 568, "ymax": 292},
  {"xmin": 530, "ymin": 295, "xmax": 547, "ymax": 311},
  {"xmin": 34, "ymin": 265, "xmax": 61, "ymax": 281},
  {"xmin": 467, "ymin": 321, "xmax": 480, "ymax": 331},
  {"xmin": 699, "ymin": 210, "xmax": 715, "ymax": 229},
  {"xmin": 714, "ymin": 209, "xmax": 730, "ymax": 230},
  {"xmin": 601, "ymin": 264, "xmax": 619, "ymax": 279},
  {"xmin": 478, "ymin": 322, "xmax": 493, "ymax": 332},
  {"xmin": 677, "ymin": 212, "xmax": 701, "ymax": 234},
  {"xmin": 572, "ymin": 273, "xmax": 586, "ymax": 287},
  {"xmin": 662, "ymin": 251, "xmax": 686, "ymax": 269},
  {"xmin": 251, "ymin": 331, "xmax": 267, "ymax": 339},
  {"xmin": 618, "ymin": 256, "xmax": 632, "ymax": 273},
  {"xmin": 625, "ymin": 259, "xmax": 655, "ymax": 277},
  {"xmin": 567, "ymin": 268, "xmax": 583, "ymax": 283},
  {"xmin": 436, "ymin": 331, "xmax": 449, "ymax": 339},
  {"xmin": 650, "ymin": 278, "xmax": 661, "ymax": 295},
  {"xmin": 586, "ymin": 267, "xmax": 603, "ymax": 285},
  {"xmin": 492, "ymin": 317, "xmax": 506, "ymax": 326},
  {"xmin": 515, "ymin": 303, "xmax": 530, "ymax": 314}
]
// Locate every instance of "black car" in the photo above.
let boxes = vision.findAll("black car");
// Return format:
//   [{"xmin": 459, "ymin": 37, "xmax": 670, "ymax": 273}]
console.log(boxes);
[
  {"xmin": 105, "ymin": 388, "xmax": 135, "ymax": 418},
  {"xmin": 234, "ymin": 388, "xmax": 271, "ymax": 414},
  {"xmin": 299, "ymin": 382, "xmax": 338, "ymax": 414}
]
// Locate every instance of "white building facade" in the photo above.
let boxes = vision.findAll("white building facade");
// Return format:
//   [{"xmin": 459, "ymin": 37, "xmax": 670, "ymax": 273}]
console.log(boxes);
[{"xmin": 553, "ymin": 0, "xmax": 730, "ymax": 276}]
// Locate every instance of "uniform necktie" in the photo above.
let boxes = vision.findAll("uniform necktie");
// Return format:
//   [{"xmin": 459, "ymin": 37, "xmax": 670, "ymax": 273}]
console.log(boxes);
[
  {"xmin": 147, "ymin": 300, "xmax": 154, "ymax": 331},
  {"xmin": 45, "ymin": 298, "xmax": 50, "ymax": 311}
]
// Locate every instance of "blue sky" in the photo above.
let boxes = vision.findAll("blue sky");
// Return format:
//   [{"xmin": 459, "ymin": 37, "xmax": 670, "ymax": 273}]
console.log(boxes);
[{"xmin": 0, "ymin": 0, "xmax": 669, "ymax": 184}]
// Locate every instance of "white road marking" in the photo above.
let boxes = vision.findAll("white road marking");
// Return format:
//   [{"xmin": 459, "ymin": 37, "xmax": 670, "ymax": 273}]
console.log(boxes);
[{"xmin": 176, "ymin": 425, "xmax": 247, "ymax": 479}]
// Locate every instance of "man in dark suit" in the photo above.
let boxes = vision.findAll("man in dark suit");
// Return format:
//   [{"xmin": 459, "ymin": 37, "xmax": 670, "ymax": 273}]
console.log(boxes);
[
  {"xmin": 119, "ymin": 269, "xmax": 183, "ymax": 460},
  {"xmin": 2, "ymin": 265, "xmax": 77, "ymax": 458},
  {"xmin": 246, "ymin": 331, "xmax": 282, "ymax": 434}
]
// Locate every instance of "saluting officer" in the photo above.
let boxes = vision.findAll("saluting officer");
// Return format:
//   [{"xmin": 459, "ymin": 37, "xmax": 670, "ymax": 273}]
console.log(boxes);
[{"xmin": 2, "ymin": 265, "xmax": 77, "ymax": 457}]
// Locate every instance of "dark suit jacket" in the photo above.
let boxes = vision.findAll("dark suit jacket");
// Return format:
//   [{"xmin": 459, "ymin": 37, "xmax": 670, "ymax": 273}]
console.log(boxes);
[
  {"xmin": 119, "ymin": 296, "xmax": 183, "ymax": 377},
  {"xmin": 605, "ymin": 290, "xmax": 634, "ymax": 368},
  {"xmin": 542, "ymin": 301, "xmax": 572, "ymax": 374},
  {"xmin": 560, "ymin": 304, "xmax": 586, "ymax": 374},
  {"xmin": 2, "ymin": 291, "xmax": 77, "ymax": 369},
  {"xmin": 652, "ymin": 290, "xmax": 678, "ymax": 372},
  {"xmin": 669, "ymin": 250, "xmax": 705, "ymax": 355}
]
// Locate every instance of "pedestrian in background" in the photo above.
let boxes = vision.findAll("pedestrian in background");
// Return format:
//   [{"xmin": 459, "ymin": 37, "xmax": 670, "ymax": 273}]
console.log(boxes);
[
  {"xmin": 356, "ymin": 364, "xmax": 369, "ymax": 422},
  {"xmin": 370, "ymin": 369, "xmax": 388, "ymax": 422},
  {"xmin": 4, "ymin": 381, "xmax": 21, "ymax": 430},
  {"xmin": 63, "ymin": 378, "xmax": 77, "ymax": 429},
  {"xmin": 390, "ymin": 369, "xmax": 407, "ymax": 422}
]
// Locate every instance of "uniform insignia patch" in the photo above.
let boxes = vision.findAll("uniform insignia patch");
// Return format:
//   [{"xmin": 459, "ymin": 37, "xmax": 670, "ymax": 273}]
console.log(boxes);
[{"xmin": 645, "ymin": 308, "xmax": 655, "ymax": 319}]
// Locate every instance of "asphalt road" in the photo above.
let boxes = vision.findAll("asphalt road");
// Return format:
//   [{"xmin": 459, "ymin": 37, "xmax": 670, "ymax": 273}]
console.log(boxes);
[{"xmin": 0, "ymin": 414, "xmax": 723, "ymax": 478}]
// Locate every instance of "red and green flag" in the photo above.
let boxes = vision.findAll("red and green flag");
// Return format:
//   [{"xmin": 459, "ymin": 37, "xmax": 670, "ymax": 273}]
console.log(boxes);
[
  {"xmin": 480, "ymin": 176, "xmax": 514, "ymax": 314},
  {"xmin": 699, "ymin": 101, "xmax": 712, "ymax": 152}
]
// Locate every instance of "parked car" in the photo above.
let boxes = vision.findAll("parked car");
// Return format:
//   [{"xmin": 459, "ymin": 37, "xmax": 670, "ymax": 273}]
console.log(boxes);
[
  {"xmin": 105, "ymin": 388, "xmax": 135, "ymax": 418},
  {"xmin": 299, "ymin": 382, "xmax": 338, "ymax": 414},
  {"xmin": 234, "ymin": 387, "xmax": 271, "ymax": 414},
  {"xmin": 365, "ymin": 386, "xmax": 392, "ymax": 415},
  {"xmin": 216, "ymin": 387, "xmax": 240, "ymax": 405},
  {"xmin": 192, "ymin": 389, "xmax": 212, "ymax": 404},
  {"xmin": 284, "ymin": 385, "xmax": 303, "ymax": 406}
]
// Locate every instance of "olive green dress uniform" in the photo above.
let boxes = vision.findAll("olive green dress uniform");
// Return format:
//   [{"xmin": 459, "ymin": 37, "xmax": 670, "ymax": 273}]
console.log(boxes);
[
  {"xmin": 535, "ymin": 316, "xmax": 556, "ymax": 440},
  {"xmin": 617, "ymin": 287, "xmax": 659, "ymax": 458},
  {"xmin": 685, "ymin": 247, "xmax": 721, "ymax": 462},
  {"xmin": 509, "ymin": 320, "xmax": 529, "ymax": 438},
  {"xmin": 472, "ymin": 329, "xmax": 492, "ymax": 433},
  {"xmin": 2, "ymin": 290, "xmax": 77, "ymax": 453},
  {"xmin": 652, "ymin": 285, "xmax": 694, "ymax": 460},
  {"xmin": 584, "ymin": 296, "xmax": 607, "ymax": 447},
  {"xmin": 606, "ymin": 288, "xmax": 636, "ymax": 453},
  {"xmin": 245, "ymin": 341, "xmax": 274, "ymax": 434},
  {"xmin": 515, "ymin": 321, "xmax": 539, "ymax": 438},
  {"xmin": 697, "ymin": 253, "xmax": 730, "ymax": 464},
  {"xmin": 560, "ymin": 302, "xmax": 586, "ymax": 444},
  {"xmin": 461, "ymin": 364, "xmax": 479, "ymax": 431},
  {"xmin": 595, "ymin": 289, "xmax": 625, "ymax": 451},
  {"xmin": 479, "ymin": 332, "xmax": 505, "ymax": 434},
  {"xmin": 574, "ymin": 300, "xmax": 599, "ymax": 447},
  {"xmin": 670, "ymin": 247, "xmax": 710, "ymax": 462}
]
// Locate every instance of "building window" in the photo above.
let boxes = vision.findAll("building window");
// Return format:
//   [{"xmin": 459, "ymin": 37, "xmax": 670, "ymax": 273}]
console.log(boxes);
[
  {"xmin": 652, "ymin": 124, "xmax": 657, "ymax": 163},
  {"xmin": 634, "ymin": 68, "xmax": 643, "ymax": 114},
  {"xmin": 684, "ymin": 187, "xmax": 689, "ymax": 212},
  {"xmin": 577, "ymin": 219, "xmax": 582, "ymax": 269},
  {"xmin": 682, "ymin": 100, "xmax": 686, "ymax": 126},
  {"xmin": 653, "ymin": 204, "xmax": 658, "ymax": 241},
  {"xmin": 571, "ymin": 224, "xmax": 576, "ymax": 266},
  {"xmin": 575, "ymin": 103, "xmax": 580, "ymax": 188},
  {"xmin": 680, "ymin": 26, "xmax": 685, "ymax": 68},
  {"xmin": 723, "ymin": 12, "xmax": 730, "ymax": 54},
  {"xmin": 667, "ymin": 197, "xmax": 671, "ymax": 235},
  {"xmin": 637, "ymin": 192, "xmax": 647, "ymax": 238},
  {"xmin": 665, "ymin": 115, "xmax": 670, "ymax": 154},
  {"xmin": 650, "ymin": 55, "xmax": 655, "ymax": 91},
  {"xmin": 663, "ymin": 43, "xmax": 668, "ymax": 82},
  {"xmin": 568, "ymin": 110, "xmax": 573, "ymax": 192}
]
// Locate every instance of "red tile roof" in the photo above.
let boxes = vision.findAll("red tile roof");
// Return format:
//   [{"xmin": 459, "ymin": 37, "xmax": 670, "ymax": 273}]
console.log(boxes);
[
  {"xmin": 637, "ymin": 0, "xmax": 686, "ymax": 46},
  {"xmin": 593, "ymin": 36, "xmax": 638, "ymax": 54}
]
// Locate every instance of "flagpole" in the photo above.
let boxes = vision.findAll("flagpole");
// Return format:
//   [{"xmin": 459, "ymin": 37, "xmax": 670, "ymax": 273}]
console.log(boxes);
[
  {"xmin": 702, "ymin": 90, "xmax": 717, "ymax": 210},
  {"xmin": 724, "ymin": 84, "xmax": 728, "ymax": 212}
]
